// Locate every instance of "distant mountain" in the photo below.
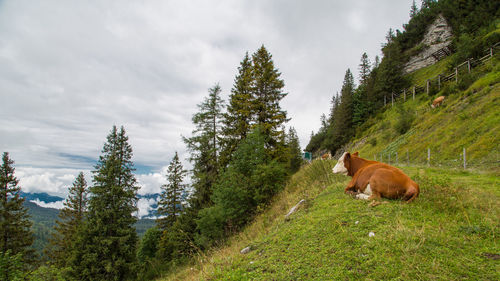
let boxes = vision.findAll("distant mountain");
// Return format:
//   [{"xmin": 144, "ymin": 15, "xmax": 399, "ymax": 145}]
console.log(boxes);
[
  {"xmin": 23, "ymin": 200, "xmax": 156, "ymax": 258},
  {"xmin": 20, "ymin": 191, "xmax": 161, "ymax": 218},
  {"xmin": 20, "ymin": 191, "xmax": 64, "ymax": 203}
]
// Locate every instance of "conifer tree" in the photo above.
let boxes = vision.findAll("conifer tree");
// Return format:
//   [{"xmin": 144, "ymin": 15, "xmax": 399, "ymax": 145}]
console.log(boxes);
[
  {"xmin": 221, "ymin": 53, "xmax": 254, "ymax": 168},
  {"xmin": 410, "ymin": 0, "xmax": 419, "ymax": 18},
  {"xmin": 285, "ymin": 127, "xmax": 302, "ymax": 173},
  {"xmin": 330, "ymin": 69, "xmax": 355, "ymax": 151},
  {"xmin": 358, "ymin": 53, "xmax": 371, "ymax": 85},
  {"xmin": 251, "ymin": 45, "xmax": 289, "ymax": 157},
  {"xmin": 183, "ymin": 84, "xmax": 224, "ymax": 209},
  {"xmin": 45, "ymin": 172, "xmax": 87, "ymax": 268},
  {"xmin": 0, "ymin": 152, "xmax": 35, "ymax": 278},
  {"xmin": 71, "ymin": 126, "xmax": 139, "ymax": 281},
  {"xmin": 156, "ymin": 152, "xmax": 187, "ymax": 230}
]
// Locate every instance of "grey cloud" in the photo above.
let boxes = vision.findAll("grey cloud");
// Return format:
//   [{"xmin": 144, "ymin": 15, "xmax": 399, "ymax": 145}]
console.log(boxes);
[{"xmin": 1, "ymin": 0, "xmax": 416, "ymax": 195}]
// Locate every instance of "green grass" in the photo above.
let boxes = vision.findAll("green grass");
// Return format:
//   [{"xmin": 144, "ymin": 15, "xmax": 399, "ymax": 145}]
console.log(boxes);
[{"xmin": 159, "ymin": 162, "xmax": 500, "ymax": 280}]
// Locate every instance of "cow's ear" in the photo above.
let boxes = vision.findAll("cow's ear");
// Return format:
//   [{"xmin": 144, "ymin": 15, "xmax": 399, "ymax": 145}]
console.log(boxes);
[
  {"xmin": 353, "ymin": 152, "xmax": 359, "ymax": 156},
  {"xmin": 345, "ymin": 152, "xmax": 351, "ymax": 160}
]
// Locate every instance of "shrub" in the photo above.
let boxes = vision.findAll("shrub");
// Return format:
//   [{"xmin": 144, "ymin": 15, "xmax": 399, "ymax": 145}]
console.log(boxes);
[{"xmin": 394, "ymin": 104, "xmax": 416, "ymax": 135}]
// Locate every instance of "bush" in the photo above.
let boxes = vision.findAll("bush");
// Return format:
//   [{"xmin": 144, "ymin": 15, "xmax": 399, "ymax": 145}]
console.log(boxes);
[{"xmin": 394, "ymin": 104, "xmax": 416, "ymax": 135}]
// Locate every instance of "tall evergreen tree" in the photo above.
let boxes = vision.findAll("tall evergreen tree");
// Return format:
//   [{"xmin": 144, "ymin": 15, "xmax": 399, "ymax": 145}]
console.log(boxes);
[
  {"xmin": 251, "ymin": 45, "xmax": 289, "ymax": 158},
  {"xmin": 45, "ymin": 172, "xmax": 87, "ymax": 268},
  {"xmin": 71, "ymin": 126, "xmax": 139, "ymax": 281},
  {"xmin": 156, "ymin": 152, "xmax": 187, "ymax": 230},
  {"xmin": 410, "ymin": 0, "xmax": 419, "ymax": 18},
  {"xmin": 358, "ymin": 53, "xmax": 371, "ymax": 85},
  {"xmin": 183, "ymin": 84, "xmax": 224, "ymax": 209},
  {"xmin": 221, "ymin": 53, "xmax": 254, "ymax": 168},
  {"xmin": 285, "ymin": 127, "xmax": 302, "ymax": 174},
  {"xmin": 0, "ymin": 152, "xmax": 35, "ymax": 278},
  {"xmin": 330, "ymin": 69, "xmax": 355, "ymax": 151}
]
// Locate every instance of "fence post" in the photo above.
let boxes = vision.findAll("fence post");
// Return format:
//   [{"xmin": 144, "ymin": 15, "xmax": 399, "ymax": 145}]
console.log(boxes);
[
  {"xmin": 413, "ymin": 86, "xmax": 415, "ymax": 100},
  {"xmin": 467, "ymin": 59, "xmax": 471, "ymax": 73},
  {"xmin": 391, "ymin": 92, "xmax": 394, "ymax": 107},
  {"xmin": 427, "ymin": 148, "xmax": 430, "ymax": 167},
  {"xmin": 404, "ymin": 89, "xmax": 406, "ymax": 102},
  {"xmin": 455, "ymin": 67, "xmax": 458, "ymax": 83},
  {"xmin": 463, "ymin": 147, "xmax": 466, "ymax": 169},
  {"xmin": 438, "ymin": 75, "xmax": 441, "ymax": 90},
  {"xmin": 426, "ymin": 80, "xmax": 430, "ymax": 95}
]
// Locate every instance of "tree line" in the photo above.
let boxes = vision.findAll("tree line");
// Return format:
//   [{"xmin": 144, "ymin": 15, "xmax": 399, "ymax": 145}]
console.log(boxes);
[
  {"xmin": 0, "ymin": 45, "xmax": 302, "ymax": 280},
  {"xmin": 306, "ymin": 0, "xmax": 499, "ymax": 156}
]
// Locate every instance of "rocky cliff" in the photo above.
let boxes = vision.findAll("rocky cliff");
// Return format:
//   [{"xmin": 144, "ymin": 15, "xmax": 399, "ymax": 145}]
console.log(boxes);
[{"xmin": 403, "ymin": 14, "xmax": 453, "ymax": 73}]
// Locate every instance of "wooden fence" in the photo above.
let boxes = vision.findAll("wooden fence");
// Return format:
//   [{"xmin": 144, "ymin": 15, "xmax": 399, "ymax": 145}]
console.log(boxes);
[{"xmin": 384, "ymin": 41, "xmax": 500, "ymax": 106}]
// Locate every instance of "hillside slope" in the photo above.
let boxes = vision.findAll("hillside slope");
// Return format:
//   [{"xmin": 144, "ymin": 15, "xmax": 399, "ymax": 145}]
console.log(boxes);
[
  {"xmin": 160, "ymin": 161, "xmax": 499, "ymax": 280},
  {"xmin": 159, "ymin": 55, "xmax": 500, "ymax": 281},
  {"xmin": 346, "ymin": 57, "xmax": 500, "ymax": 171}
]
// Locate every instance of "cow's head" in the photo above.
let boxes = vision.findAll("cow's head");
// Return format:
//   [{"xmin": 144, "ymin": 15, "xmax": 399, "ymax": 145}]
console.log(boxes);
[
  {"xmin": 332, "ymin": 152, "xmax": 350, "ymax": 175},
  {"xmin": 332, "ymin": 152, "xmax": 359, "ymax": 176}
]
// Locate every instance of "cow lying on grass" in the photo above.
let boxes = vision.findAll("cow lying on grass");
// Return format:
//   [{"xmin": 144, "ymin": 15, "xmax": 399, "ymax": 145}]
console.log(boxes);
[{"xmin": 332, "ymin": 152, "xmax": 419, "ymax": 204}]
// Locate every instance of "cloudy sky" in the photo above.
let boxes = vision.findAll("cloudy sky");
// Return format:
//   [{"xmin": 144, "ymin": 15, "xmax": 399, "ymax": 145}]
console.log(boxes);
[{"xmin": 0, "ymin": 0, "xmax": 417, "ymax": 199}]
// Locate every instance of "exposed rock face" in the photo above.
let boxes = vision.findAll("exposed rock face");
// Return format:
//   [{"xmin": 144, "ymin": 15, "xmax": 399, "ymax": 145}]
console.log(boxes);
[{"xmin": 403, "ymin": 14, "xmax": 453, "ymax": 74}]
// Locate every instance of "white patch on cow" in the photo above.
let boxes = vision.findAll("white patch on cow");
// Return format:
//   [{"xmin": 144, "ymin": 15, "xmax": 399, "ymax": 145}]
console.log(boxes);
[
  {"xmin": 355, "ymin": 184, "xmax": 372, "ymax": 200},
  {"xmin": 332, "ymin": 152, "xmax": 348, "ymax": 175}
]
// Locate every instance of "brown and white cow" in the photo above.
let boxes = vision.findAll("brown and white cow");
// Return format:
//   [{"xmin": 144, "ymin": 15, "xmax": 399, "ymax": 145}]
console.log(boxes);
[
  {"xmin": 321, "ymin": 152, "xmax": 332, "ymax": 160},
  {"xmin": 431, "ymin": 96, "xmax": 445, "ymax": 108},
  {"xmin": 332, "ymin": 152, "xmax": 419, "ymax": 203}
]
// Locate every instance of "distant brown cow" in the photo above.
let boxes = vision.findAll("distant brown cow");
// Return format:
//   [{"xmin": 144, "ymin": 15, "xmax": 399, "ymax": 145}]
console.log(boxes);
[
  {"xmin": 321, "ymin": 152, "xmax": 331, "ymax": 160},
  {"xmin": 431, "ymin": 96, "xmax": 445, "ymax": 108},
  {"xmin": 332, "ymin": 152, "xmax": 419, "ymax": 203}
]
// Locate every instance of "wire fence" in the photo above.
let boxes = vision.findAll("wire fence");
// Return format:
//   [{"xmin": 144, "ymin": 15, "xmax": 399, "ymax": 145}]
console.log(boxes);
[{"xmin": 373, "ymin": 147, "xmax": 500, "ymax": 170}]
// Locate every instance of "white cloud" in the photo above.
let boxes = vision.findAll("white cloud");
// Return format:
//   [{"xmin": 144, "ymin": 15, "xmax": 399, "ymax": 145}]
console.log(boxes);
[
  {"xmin": 30, "ymin": 199, "xmax": 65, "ymax": 210},
  {"xmin": 136, "ymin": 198, "xmax": 157, "ymax": 218}
]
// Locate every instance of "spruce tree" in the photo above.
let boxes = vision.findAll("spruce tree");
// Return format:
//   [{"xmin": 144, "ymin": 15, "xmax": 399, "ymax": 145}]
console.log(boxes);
[
  {"xmin": 45, "ymin": 172, "xmax": 87, "ymax": 268},
  {"xmin": 0, "ymin": 152, "xmax": 35, "ymax": 278},
  {"xmin": 71, "ymin": 126, "xmax": 139, "ymax": 281},
  {"xmin": 251, "ymin": 45, "xmax": 289, "ymax": 157},
  {"xmin": 183, "ymin": 84, "xmax": 224, "ymax": 209},
  {"xmin": 358, "ymin": 53, "xmax": 371, "ymax": 85},
  {"xmin": 410, "ymin": 0, "xmax": 418, "ymax": 18},
  {"xmin": 156, "ymin": 152, "xmax": 187, "ymax": 230},
  {"xmin": 285, "ymin": 127, "xmax": 302, "ymax": 173},
  {"xmin": 220, "ymin": 52, "xmax": 254, "ymax": 168},
  {"xmin": 330, "ymin": 69, "xmax": 355, "ymax": 151}
]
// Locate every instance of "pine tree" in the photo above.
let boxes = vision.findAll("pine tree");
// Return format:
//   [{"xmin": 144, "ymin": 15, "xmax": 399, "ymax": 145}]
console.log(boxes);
[
  {"xmin": 220, "ymin": 53, "xmax": 254, "ymax": 168},
  {"xmin": 410, "ymin": 0, "xmax": 419, "ymax": 18},
  {"xmin": 330, "ymin": 69, "xmax": 355, "ymax": 151},
  {"xmin": 0, "ymin": 152, "xmax": 35, "ymax": 278},
  {"xmin": 183, "ymin": 83, "xmax": 224, "ymax": 209},
  {"xmin": 285, "ymin": 127, "xmax": 302, "ymax": 173},
  {"xmin": 156, "ymin": 152, "xmax": 187, "ymax": 230},
  {"xmin": 45, "ymin": 172, "xmax": 87, "ymax": 268},
  {"xmin": 71, "ymin": 126, "xmax": 139, "ymax": 281},
  {"xmin": 251, "ymin": 45, "xmax": 289, "ymax": 158},
  {"xmin": 358, "ymin": 53, "xmax": 371, "ymax": 85}
]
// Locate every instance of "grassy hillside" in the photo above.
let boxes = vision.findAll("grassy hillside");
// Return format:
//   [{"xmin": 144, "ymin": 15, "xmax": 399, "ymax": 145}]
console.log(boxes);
[
  {"xmin": 158, "ymin": 52, "xmax": 500, "ymax": 281},
  {"xmin": 159, "ymin": 160, "xmax": 499, "ymax": 280},
  {"xmin": 348, "ymin": 57, "xmax": 500, "ymax": 171}
]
